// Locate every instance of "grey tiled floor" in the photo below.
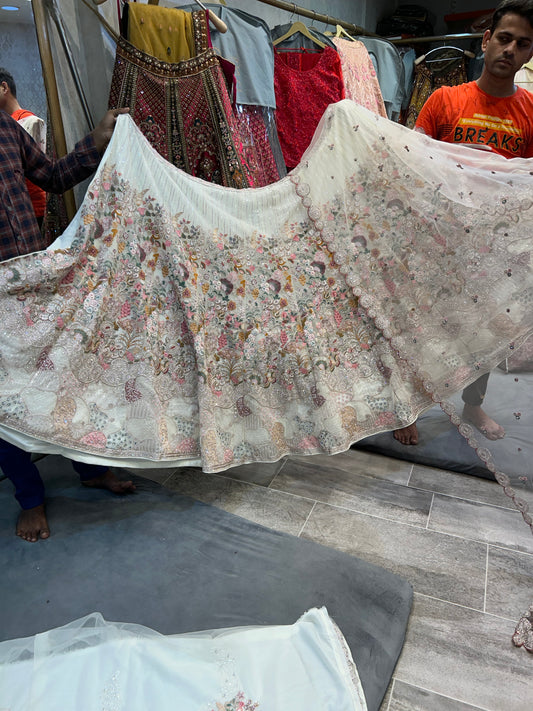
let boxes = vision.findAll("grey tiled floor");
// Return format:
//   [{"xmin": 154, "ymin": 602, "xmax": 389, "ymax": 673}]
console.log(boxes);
[{"xmin": 129, "ymin": 448, "xmax": 533, "ymax": 711}]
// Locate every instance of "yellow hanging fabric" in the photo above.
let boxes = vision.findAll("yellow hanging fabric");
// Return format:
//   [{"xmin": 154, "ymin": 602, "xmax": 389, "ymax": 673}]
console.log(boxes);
[{"xmin": 127, "ymin": 3, "xmax": 195, "ymax": 62}]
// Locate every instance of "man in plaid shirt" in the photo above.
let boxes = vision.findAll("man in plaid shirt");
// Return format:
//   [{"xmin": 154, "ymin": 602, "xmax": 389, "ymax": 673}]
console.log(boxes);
[{"xmin": 0, "ymin": 98, "xmax": 134, "ymax": 542}]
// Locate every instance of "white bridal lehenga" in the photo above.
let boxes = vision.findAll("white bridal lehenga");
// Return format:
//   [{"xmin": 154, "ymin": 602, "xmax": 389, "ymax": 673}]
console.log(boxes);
[
  {"xmin": 0, "ymin": 608, "xmax": 367, "ymax": 710},
  {"xmin": 0, "ymin": 100, "xmax": 532, "ymax": 521}
]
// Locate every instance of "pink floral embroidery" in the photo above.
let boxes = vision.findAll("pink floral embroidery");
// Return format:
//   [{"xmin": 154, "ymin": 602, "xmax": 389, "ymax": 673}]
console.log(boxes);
[{"xmin": 213, "ymin": 692, "xmax": 259, "ymax": 711}]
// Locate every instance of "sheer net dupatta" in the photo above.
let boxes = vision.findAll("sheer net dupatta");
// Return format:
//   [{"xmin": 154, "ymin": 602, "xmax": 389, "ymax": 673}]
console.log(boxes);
[
  {"xmin": 295, "ymin": 100, "xmax": 533, "ymax": 530},
  {"xmin": 294, "ymin": 102, "xmax": 533, "ymax": 650},
  {"xmin": 0, "ymin": 608, "xmax": 367, "ymax": 710}
]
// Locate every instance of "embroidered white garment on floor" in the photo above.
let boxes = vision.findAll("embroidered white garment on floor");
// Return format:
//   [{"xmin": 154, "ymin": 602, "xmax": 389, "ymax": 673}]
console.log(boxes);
[
  {"xmin": 0, "ymin": 101, "xmax": 532, "ymax": 528},
  {"xmin": 0, "ymin": 607, "xmax": 367, "ymax": 710}
]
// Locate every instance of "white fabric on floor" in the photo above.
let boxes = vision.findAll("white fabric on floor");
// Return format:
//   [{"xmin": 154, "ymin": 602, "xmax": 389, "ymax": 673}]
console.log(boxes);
[{"xmin": 0, "ymin": 607, "xmax": 366, "ymax": 711}]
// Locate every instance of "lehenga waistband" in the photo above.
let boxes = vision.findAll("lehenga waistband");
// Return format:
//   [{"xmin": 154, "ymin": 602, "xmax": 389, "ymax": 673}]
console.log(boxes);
[{"xmin": 115, "ymin": 36, "xmax": 221, "ymax": 79}]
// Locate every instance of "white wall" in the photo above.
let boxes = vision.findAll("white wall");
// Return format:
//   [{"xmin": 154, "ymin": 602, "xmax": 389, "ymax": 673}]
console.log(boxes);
[
  {"xmin": 0, "ymin": 22, "xmax": 47, "ymax": 120},
  {"xmin": 217, "ymin": 0, "xmax": 396, "ymax": 35},
  {"xmin": 168, "ymin": 0, "xmax": 396, "ymax": 35}
]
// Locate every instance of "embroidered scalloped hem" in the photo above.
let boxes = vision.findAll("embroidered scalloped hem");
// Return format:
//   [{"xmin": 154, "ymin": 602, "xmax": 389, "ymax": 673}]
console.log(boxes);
[{"xmin": 513, "ymin": 606, "xmax": 533, "ymax": 653}]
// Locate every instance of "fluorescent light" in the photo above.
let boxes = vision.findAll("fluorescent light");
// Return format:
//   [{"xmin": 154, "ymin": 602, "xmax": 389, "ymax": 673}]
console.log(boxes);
[{"xmin": 1, "ymin": 6, "xmax": 21, "ymax": 10}]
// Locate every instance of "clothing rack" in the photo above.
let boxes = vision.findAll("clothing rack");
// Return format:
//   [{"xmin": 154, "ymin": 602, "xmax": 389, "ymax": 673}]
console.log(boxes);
[
  {"xmin": 391, "ymin": 32, "xmax": 483, "ymax": 46},
  {"xmin": 248, "ymin": 3, "xmax": 486, "ymax": 47},
  {"xmin": 249, "ymin": 0, "xmax": 379, "ymax": 38}
]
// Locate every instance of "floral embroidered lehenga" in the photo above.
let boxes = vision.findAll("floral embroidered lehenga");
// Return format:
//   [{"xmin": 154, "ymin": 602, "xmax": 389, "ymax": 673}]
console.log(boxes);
[{"xmin": 0, "ymin": 100, "xmax": 532, "ymax": 527}]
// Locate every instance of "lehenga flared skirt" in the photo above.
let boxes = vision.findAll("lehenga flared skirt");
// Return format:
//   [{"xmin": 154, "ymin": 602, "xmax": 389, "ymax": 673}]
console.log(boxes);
[
  {"xmin": 108, "ymin": 11, "xmax": 253, "ymax": 188},
  {"xmin": 0, "ymin": 101, "xmax": 532, "ymax": 482}
]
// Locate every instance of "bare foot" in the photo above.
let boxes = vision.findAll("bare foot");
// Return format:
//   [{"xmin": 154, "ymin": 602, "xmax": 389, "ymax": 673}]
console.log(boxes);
[
  {"xmin": 16, "ymin": 504, "xmax": 50, "ymax": 542},
  {"xmin": 393, "ymin": 422, "xmax": 419, "ymax": 445},
  {"xmin": 462, "ymin": 404, "xmax": 505, "ymax": 440},
  {"xmin": 81, "ymin": 469, "xmax": 136, "ymax": 494}
]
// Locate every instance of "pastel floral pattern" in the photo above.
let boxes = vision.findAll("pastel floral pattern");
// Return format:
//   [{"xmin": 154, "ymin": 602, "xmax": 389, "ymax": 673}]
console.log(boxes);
[
  {"xmin": 213, "ymin": 692, "xmax": 259, "ymax": 711},
  {"xmin": 0, "ymin": 103, "xmax": 532, "ymax": 522}
]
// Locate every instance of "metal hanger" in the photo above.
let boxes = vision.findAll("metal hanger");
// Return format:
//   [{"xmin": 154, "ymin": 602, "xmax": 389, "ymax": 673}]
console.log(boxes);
[
  {"xmin": 415, "ymin": 45, "xmax": 475, "ymax": 68},
  {"xmin": 272, "ymin": 21, "xmax": 326, "ymax": 49},
  {"xmin": 92, "ymin": 0, "xmax": 228, "ymax": 33},
  {"xmin": 335, "ymin": 24, "xmax": 356, "ymax": 41}
]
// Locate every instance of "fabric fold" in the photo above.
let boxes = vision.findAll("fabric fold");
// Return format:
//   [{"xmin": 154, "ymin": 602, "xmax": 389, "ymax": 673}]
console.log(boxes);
[
  {"xmin": 0, "ymin": 607, "xmax": 368, "ymax": 710},
  {"xmin": 0, "ymin": 102, "xmax": 531, "ymax": 526}
]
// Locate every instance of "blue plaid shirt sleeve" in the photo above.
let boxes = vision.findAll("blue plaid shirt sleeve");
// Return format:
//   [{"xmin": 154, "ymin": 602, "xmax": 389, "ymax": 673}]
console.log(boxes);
[{"xmin": 0, "ymin": 111, "xmax": 101, "ymax": 261}]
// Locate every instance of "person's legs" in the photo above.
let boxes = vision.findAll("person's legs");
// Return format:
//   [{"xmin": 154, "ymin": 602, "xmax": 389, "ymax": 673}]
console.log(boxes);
[
  {"xmin": 74, "ymin": 461, "xmax": 136, "ymax": 494},
  {"xmin": 462, "ymin": 373, "xmax": 505, "ymax": 440},
  {"xmin": 393, "ymin": 422, "xmax": 419, "ymax": 445},
  {"xmin": 462, "ymin": 373, "xmax": 490, "ymax": 408},
  {"xmin": 0, "ymin": 438, "xmax": 49, "ymax": 541},
  {"xmin": 1, "ymin": 442, "xmax": 135, "ymax": 541},
  {"xmin": 73, "ymin": 460, "xmax": 108, "ymax": 481}
]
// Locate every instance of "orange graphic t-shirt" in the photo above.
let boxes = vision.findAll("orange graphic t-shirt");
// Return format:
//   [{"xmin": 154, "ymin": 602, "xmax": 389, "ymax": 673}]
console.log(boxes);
[
  {"xmin": 416, "ymin": 81, "xmax": 533, "ymax": 158},
  {"xmin": 11, "ymin": 108, "xmax": 47, "ymax": 218}
]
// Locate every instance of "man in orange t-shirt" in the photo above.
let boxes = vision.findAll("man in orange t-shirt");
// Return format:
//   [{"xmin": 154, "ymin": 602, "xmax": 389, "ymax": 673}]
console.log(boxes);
[
  {"xmin": 394, "ymin": 0, "xmax": 533, "ymax": 445},
  {"xmin": 0, "ymin": 68, "xmax": 47, "ymax": 227},
  {"xmin": 415, "ymin": 79, "xmax": 533, "ymax": 158}
]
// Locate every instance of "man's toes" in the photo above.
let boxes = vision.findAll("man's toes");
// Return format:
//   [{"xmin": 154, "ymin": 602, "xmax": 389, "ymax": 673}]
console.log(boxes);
[
  {"xmin": 16, "ymin": 505, "xmax": 50, "ymax": 542},
  {"xmin": 82, "ymin": 471, "xmax": 136, "ymax": 494},
  {"xmin": 108, "ymin": 479, "xmax": 135, "ymax": 494},
  {"xmin": 17, "ymin": 530, "xmax": 37, "ymax": 542}
]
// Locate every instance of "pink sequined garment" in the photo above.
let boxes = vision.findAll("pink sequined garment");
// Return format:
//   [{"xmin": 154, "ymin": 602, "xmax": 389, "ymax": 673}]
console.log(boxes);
[
  {"xmin": 0, "ymin": 102, "xmax": 532, "ymax": 542},
  {"xmin": 109, "ymin": 11, "xmax": 254, "ymax": 188},
  {"xmin": 274, "ymin": 46, "xmax": 345, "ymax": 169},
  {"xmin": 332, "ymin": 38, "xmax": 387, "ymax": 117}
]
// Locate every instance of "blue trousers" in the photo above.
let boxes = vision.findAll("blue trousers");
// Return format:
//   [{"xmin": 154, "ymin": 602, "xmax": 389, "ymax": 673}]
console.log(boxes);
[
  {"xmin": 0, "ymin": 438, "xmax": 107, "ymax": 510},
  {"xmin": 462, "ymin": 373, "xmax": 490, "ymax": 407}
]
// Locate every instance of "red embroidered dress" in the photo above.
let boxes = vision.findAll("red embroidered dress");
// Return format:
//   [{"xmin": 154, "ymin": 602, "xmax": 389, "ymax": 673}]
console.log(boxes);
[
  {"xmin": 274, "ymin": 46, "xmax": 345, "ymax": 170},
  {"xmin": 109, "ymin": 10, "xmax": 254, "ymax": 188}
]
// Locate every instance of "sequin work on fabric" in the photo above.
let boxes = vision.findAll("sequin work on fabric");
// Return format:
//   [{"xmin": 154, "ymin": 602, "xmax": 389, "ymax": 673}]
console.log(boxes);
[
  {"xmin": 404, "ymin": 56, "xmax": 468, "ymax": 128},
  {"xmin": 0, "ymin": 101, "xmax": 533, "ymax": 540},
  {"xmin": 274, "ymin": 46, "xmax": 345, "ymax": 169},
  {"xmin": 332, "ymin": 38, "xmax": 387, "ymax": 117},
  {"xmin": 234, "ymin": 105, "xmax": 280, "ymax": 187},
  {"xmin": 109, "ymin": 11, "xmax": 253, "ymax": 188},
  {"xmin": 126, "ymin": 2, "xmax": 195, "ymax": 63}
]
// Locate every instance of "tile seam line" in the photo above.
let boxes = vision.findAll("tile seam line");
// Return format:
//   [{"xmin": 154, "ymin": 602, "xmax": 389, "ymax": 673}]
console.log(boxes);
[
  {"xmin": 390, "ymin": 677, "xmax": 492, "ymax": 711},
  {"xmin": 414, "ymin": 590, "xmax": 523, "ymax": 622}
]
